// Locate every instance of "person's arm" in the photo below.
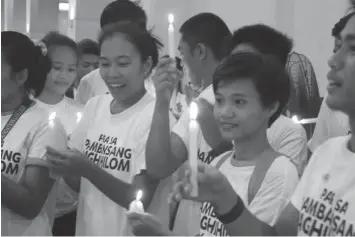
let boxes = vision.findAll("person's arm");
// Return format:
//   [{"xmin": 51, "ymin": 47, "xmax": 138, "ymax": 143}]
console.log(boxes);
[
  {"xmin": 146, "ymin": 95, "xmax": 188, "ymax": 179},
  {"xmin": 1, "ymin": 167, "xmax": 55, "ymax": 219},
  {"xmin": 82, "ymin": 162, "xmax": 158, "ymax": 209},
  {"xmin": 2, "ymin": 118, "xmax": 68, "ymax": 219}
]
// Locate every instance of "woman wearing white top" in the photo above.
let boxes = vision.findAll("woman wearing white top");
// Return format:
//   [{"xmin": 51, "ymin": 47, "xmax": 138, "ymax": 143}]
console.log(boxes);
[
  {"xmin": 46, "ymin": 22, "xmax": 178, "ymax": 235},
  {"xmin": 1, "ymin": 31, "xmax": 68, "ymax": 236},
  {"xmin": 34, "ymin": 32, "xmax": 84, "ymax": 236},
  {"xmin": 127, "ymin": 52, "xmax": 300, "ymax": 236},
  {"xmin": 36, "ymin": 32, "xmax": 83, "ymax": 135}
]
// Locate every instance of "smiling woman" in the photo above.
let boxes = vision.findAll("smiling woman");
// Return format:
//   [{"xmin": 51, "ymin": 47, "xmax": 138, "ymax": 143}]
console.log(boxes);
[
  {"xmin": 97, "ymin": 22, "xmax": 162, "ymax": 111},
  {"xmin": 36, "ymin": 31, "xmax": 83, "ymax": 135},
  {"xmin": 45, "ymin": 21, "xmax": 178, "ymax": 236}
]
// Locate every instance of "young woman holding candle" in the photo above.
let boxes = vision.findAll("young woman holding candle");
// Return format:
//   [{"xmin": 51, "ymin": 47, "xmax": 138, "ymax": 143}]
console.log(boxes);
[
  {"xmin": 36, "ymin": 31, "xmax": 84, "ymax": 136},
  {"xmin": 1, "ymin": 31, "xmax": 68, "ymax": 236},
  {"xmin": 33, "ymin": 31, "xmax": 83, "ymax": 236},
  {"xmin": 128, "ymin": 52, "xmax": 299, "ymax": 236},
  {"xmin": 45, "ymin": 22, "xmax": 178, "ymax": 236}
]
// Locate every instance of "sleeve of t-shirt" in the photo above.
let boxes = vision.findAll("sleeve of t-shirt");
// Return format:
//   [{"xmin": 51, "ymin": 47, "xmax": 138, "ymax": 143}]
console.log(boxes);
[
  {"xmin": 69, "ymin": 97, "xmax": 98, "ymax": 152},
  {"xmin": 272, "ymin": 124, "xmax": 308, "ymax": 176},
  {"xmin": 76, "ymin": 75, "xmax": 92, "ymax": 105},
  {"xmin": 172, "ymin": 109, "xmax": 190, "ymax": 150},
  {"xmin": 248, "ymin": 157, "xmax": 299, "ymax": 226},
  {"xmin": 26, "ymin": 118, "xmax": 68, "ymax": 168}
]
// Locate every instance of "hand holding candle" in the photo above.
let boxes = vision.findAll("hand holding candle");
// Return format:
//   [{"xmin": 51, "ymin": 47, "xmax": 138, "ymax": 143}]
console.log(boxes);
[
  {"xmin": 188, "ymin": 102, "xmax": 199, "ymax": 197},
  {"xmin": 128, "ymin": 190, "xmax": 145, "ymax": 213}
]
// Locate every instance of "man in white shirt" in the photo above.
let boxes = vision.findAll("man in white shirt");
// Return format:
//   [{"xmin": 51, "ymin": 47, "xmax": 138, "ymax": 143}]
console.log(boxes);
[
  {"xmin": 309, "ymin": 13, "xmax": 353, "ymax": 152},
  {"xmin": 75, "ymin": 0, "xmax": 150, "ymax": 105}
]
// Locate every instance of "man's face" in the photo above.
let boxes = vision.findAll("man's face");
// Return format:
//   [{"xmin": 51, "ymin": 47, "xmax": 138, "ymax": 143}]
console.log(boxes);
[
  {"xmin": 326, "ymin": 15, "xmax": 355, "ymax": 116},
  {"xmin": 77, "ymin": 54, "xmax": 100, "ymax": 81},
  {"xmin": 178, "ymin": 37, "xmax": 203, "ymax": 88}
]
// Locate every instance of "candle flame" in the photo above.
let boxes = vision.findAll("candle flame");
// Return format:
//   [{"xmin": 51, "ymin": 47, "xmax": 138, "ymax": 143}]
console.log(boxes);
[
  {"xmin": 168, "ymin": 13, "xmax": 174, "ymax": 24},
  {"xmin": 190, "ymin": 102, "xmax": 198, "ymax": 120},
  {"xmin": 76, "ymin": 112, "xmax": 82, "ymax": 123},
  {"xmin": 136, "ymin": 190, "xmax": 143, "ymax": 201},
  {"xmin": 292, "ymin": 115, "xmax": 299, "ymax": 124},
  {"xmin": 49, "ymin": 112, "xmax": 56, "ymax": 121}
]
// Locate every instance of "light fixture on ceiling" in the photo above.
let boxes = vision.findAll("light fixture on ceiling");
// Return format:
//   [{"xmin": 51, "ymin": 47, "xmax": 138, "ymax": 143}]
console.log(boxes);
[{"xmin": 59, "ymin": 3, "xmax": 69, "ymax": 11}]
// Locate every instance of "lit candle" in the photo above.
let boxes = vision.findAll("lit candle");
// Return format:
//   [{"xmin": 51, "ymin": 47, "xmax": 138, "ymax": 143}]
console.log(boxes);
[
  {"xmin": 128, "ymin": 190, "xmax": 144, "ymax": 213},
  {"xmin": 168, "ymin": 13, "xmax": 175, "ymax": 59},
  {"xmin": 292, "ymin": 115, "xmax": 299, "ymax": 124},
  {"xmin": 188, "ymin": 102, "xmax": 199, "ymax": 197},
  {"xmin": 48, "ymin": 112, "xmax": 57, "ymax": 127},
  {"xmin": 76, "ymin": 112, "xmax": 82, "ymax": 123}
]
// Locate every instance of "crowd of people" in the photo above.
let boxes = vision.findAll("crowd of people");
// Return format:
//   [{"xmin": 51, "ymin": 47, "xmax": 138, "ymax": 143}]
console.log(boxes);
[{"xmin": 1, "ymin": 0, "xmax": 354, "ymax": 236}]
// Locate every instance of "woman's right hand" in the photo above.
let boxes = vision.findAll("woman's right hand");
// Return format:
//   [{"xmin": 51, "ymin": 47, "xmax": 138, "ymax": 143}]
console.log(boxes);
[
  {"xmin": 152, "ymin": 57, "xmax": 183, "ymax": 102},
  {"xmin": 170, "ymin": 162, "xmax": 238, "ymax": 214}
]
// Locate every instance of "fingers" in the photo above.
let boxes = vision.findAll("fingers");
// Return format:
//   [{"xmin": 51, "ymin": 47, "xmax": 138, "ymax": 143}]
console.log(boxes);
[
  {"xmin": 127, "ymin": 211, "xmax": 147, "ymax": 222},
  {"xmin": 155, "ymin": 57, "xmax": 174, "ymax": 70},
  {"xmin": 46, "ymin": 146, "xmax": 67, "ymax": 159}
]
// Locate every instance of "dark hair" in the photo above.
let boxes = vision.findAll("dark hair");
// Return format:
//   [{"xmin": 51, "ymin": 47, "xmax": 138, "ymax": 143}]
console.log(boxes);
[
  {"xmin": 231, "ymin": 24, "xmax": 293, "ymax": 66},
  {"xmin": 213, "ymin": 52, "xmax": 290, "ymax": 127},
  {"xmin": 41, "ymin": 31, "xmax": 78, "ymax": 56},
  {"xmin": 98, "ymin": 22, "xmax": 162, "ymax": 74},
  {"xmin": 160, "ymin": 55, "xmax": 183, "ymax": 71},
  {"xmin": 332, "ymin": 12, "xmax": 355, "ymax": 37},
  {"xmin": 77, "ymin": 39, "xmax": 100, "ymax": 57},
  {"xmin": 1, "ymin": 31, "xmax": 51, "ymax": 97},
  {"xmin": 100, "ymin": 0, "xmax": 147, "ymax": 29},
  {"xmin": 179, "ymin": 13, "xmax": 232, "ymax": 61}
]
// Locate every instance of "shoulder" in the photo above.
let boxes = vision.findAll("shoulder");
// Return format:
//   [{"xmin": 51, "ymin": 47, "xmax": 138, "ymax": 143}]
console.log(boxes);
[
  {"xmin": 269, "ymin": 115, "xmax": 306, "ymax": 139},
  {"xmin": 210, "ymin": 150, "xmax": 234, "ymax": 167},
  {"xmin": 81, "ymin": 69, "xmax": 101, "ymax": 84},
  {"xmin": 312, "ymin": 136, "xmax": 349, "ymax": 158},
  {"xmin": 64, "ymin": 97, "xmax": 84, "ymax": 111},
  {"xmin": 260, "ymin": 156, "xmax": 299, "ymax": 188}
]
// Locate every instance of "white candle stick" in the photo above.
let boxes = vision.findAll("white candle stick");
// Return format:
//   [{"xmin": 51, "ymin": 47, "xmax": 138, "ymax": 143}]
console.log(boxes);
[
  {"xmin": 168, "ymin": 13, "xmax": 175, "ymax": 59},
  {"xmin": 189, "ymin": 102, "xmax": 199, "ymax": 197},
  {"xmin": 128, "ymin": 190, "xmax": 145, "ymax": 213}
]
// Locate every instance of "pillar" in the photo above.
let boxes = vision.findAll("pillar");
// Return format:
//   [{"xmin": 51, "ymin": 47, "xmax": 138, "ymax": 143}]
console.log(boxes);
[
  {"xmin": 68, "ymin": 0, "xmax": 113, "ymax": 41},
  {"xmin": 3, "ymin": 0, "xmax": 26, "ymax": 33},
  {"xmin": 26, "ymin": 0, "xmax": 59, "ymax": 40}
]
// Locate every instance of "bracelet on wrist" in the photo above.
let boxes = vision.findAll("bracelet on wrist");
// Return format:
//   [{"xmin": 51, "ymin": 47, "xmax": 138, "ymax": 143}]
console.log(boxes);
[{"xmin": 214, "ymin": 196, "xmax": 245, "ymax": 224}]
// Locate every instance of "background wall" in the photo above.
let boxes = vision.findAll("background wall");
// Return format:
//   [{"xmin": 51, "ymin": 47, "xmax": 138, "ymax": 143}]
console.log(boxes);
[{"xmin": 2, "ymin": 0, "xmax": 350, "ymax": 95}]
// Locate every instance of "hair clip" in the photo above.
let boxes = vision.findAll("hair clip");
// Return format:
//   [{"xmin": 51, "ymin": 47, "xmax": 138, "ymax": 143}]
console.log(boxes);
[{"xmin": 36, "ymin": 41, "xmax": 48, "ymax": 56}]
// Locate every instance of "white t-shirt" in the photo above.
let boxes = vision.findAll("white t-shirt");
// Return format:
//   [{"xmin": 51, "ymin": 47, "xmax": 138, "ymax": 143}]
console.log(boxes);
[
  {"xmin": 292, "ymin": 136, "xmax": 355, "ymax": 236},
  {"xmin": 35, "ymin": 97, "xmax": 83, "ymax": 217},
  {"xmin": 69, "ymin": 93, "xmax": 175, "ymax": 236},
  {"xmin": 308, "ymin": 97, "xmax": 350, "ymax": 152},
  {"xmin": 197, "ymin": 154, "xmax": 299, "ymax": 236},
  {"xmin": 75, "ymin": 69, "xmax": 156, "ymax": 105},
  {"xmin": 1, "ymin": 103, "xmax": 68, "ymax": 236},
  {"xmin": 35, "ymin": 97, "xmax": 84, "ymax": 135},
  {"xmin": 172, "ymin": 85, "xmax": 308, "ymax": 173}
]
